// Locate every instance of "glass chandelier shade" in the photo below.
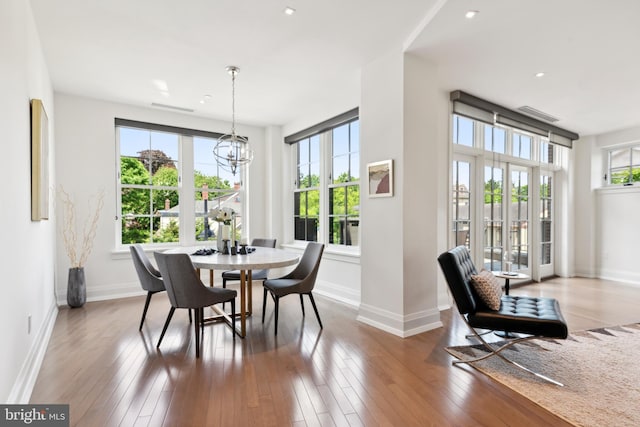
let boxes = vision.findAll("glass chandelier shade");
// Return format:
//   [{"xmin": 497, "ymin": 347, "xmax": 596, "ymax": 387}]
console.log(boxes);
[{"xmin": 213, "ymin": 66, "xmax": 254, "ymax": 176}]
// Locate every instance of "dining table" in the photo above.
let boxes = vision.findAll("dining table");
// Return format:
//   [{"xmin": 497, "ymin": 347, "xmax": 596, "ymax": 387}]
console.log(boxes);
[{"xmin": 164, "ymin": 246, "xmax": 300, "ymax": 337}]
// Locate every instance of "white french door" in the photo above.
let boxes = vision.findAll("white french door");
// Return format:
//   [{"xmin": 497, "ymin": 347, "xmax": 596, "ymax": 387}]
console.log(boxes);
[
  {"xmin": 482, "ymin": 161, "xmax": 531, "ymax": 276},
  {"xmin": 539, "ymin": 172, "xmax": 554, "ymax": 278}
]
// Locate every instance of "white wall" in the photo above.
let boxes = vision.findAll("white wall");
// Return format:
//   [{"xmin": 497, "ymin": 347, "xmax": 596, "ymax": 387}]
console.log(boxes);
[
  {"xmin": 574, "ymin": 135, "xmax": 597, "ymax": 277},
  {"xmin": 357, "ymin": 49, "xmax": 444, "ymax": 336},
  {"xmin": 1, "ymin": 0, "xmax": 57, "ymax": 403},
  {"xmin": 358, "ymin": 48, "xmax": 406, "ymax": 331},
  {"xmin": 54, "ymin": 94, "xmax": 268, "ymax": 303},
  {"xmin": 576, "ymin": 125, "xmax": 640, "ymax": 284}
]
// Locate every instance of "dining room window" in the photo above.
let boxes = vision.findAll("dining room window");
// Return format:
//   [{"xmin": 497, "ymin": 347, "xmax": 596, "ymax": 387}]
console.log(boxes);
[
  {"xmin": 329, "ymin": 121, "xmax": 359, "ymax": 246},
  {"xmin": 294, "ymin": 135, "xmax": 321, "ymax": 242},
  {"xmin": 116, "ymin": 119, "xmax": 244, "ymax": 246},
  {"xmin": 288, "ymin": 109, "xmax": 360, "ymax": 247},
  {"xmin": 117, "ymin": 126, "xmax": 180, "ymax": 245}
]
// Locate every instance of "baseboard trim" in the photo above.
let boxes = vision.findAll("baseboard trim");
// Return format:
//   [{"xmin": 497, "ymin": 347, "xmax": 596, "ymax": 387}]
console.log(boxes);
[
  {"xmin": 597, "ymin": 269, "xmax": 640, "ymax": 287},
  {"xmin": 8, "ymin": 301, "xmax": 58, "ymax": 404},
  {"xmin": 56, "ymin": 281, "xmax": 145, "ymax": 306},
  {"xmin": 314, "ymin": 280, "xmax": 360, "ymax": 309},
  {"xmin": 357, "ymin": 303, "xmax": 442, "ymax": 338}
]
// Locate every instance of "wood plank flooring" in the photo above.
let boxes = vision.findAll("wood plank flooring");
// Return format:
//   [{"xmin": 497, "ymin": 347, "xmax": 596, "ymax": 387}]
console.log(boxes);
[{"xmin": 30, "ymin": 276, "xmax": 640, "ymax": 426}]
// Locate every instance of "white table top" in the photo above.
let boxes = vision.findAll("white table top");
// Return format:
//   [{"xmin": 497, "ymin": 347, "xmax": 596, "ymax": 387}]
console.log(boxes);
[
  {"xmin": 163, "ymin": 246, "xmax": 300, "ymax": 270},
  {"xmin": 492, "ymin": 271, "xmax": 530, "ymax": 280}
]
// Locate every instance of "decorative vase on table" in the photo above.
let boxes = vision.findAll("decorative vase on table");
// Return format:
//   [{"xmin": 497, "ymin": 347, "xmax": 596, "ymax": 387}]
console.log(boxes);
[
  {"xmin": 216, "ymin": 223, "xmax": 225, "ymax": 252},
  {"xmin": 67, "ymin": 267, "xmax": 86, "ymax": 308}
]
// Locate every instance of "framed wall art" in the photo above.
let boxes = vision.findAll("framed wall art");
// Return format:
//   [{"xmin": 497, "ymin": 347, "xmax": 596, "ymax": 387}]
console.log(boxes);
[
  {"xmin": 31, "ymin": 98, "xmax": 49, "ymax": 220},
  {"xmin": 367, "ymin": 159, "xmax": 393, "ymax": 198}
]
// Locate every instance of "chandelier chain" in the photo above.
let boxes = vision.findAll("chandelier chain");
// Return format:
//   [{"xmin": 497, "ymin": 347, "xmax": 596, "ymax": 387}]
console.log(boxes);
[
  {"xmin": 231, "ymin": 69, "xmax": 236, "ymax": 135},
  {"xmin": 212, "ymin": 65, "xmax": 253, "ymax": 176}
]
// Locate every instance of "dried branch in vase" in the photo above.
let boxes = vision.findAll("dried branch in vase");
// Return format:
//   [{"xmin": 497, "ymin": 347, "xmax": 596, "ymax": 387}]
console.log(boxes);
[{"xmin": 57, "ymin": 186, "xmax": 105, "ymax": 268}]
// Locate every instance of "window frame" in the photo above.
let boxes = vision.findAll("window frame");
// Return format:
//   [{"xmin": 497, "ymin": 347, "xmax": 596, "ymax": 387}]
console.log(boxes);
[
  {"xmin": 115, "ymin": 120, "xmax": 246, "ymax": 248},
  {"xmin": 288, "ymin": 114, "xmax": 360, "ymax": 250},
  {"xmin": 451, "ymin": 113, "xmax": 563, "ymax": 278},
  {"xmin": 606, "ymin": 143, "xmax": 640, "ymax": 186}
]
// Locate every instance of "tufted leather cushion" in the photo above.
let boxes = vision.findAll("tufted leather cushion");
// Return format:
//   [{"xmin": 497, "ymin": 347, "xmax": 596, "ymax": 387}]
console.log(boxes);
[
  {"xmin": 469, "ymin": 295, "xmax": 568, "ymax": 338},
  {"xmin": 437, "ymin": 246, "xmax": 478, "ymax": 314},
  {"xmin": 470, "ymin": 269, "xmax": 502, "ymax": 311}
]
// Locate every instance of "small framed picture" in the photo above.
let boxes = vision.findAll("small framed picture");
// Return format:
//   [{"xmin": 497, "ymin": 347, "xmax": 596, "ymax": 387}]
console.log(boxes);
[{"xmin": 367, "ymin": 159, "xmax": 393, "ymax": 198}]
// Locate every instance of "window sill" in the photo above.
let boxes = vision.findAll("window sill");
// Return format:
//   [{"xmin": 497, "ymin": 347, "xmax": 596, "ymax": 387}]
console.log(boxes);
[
  {"xmin": 596, "ymin": 184, "xmax": 640, "ymax": 194},
  {"xmin": 282, "ymin": 242, "xmax": 360, "ymax": 264},
  {"xmin": 110, "ymin": 242, "xmax": 183, "ymax": 260}
]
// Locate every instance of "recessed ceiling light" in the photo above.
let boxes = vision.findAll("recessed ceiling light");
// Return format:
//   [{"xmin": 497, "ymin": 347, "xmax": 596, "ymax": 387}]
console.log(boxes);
[
  {"xmin": 465, "ymin": 10, "xmax": 478, "ymax": 19},
  {"xmin": 284, "ymin": 6, "xmax": 296, "ymax": 15},
  {"xmin": 535, "ymin": 72, "xmax": 546, "ymax": 78}
]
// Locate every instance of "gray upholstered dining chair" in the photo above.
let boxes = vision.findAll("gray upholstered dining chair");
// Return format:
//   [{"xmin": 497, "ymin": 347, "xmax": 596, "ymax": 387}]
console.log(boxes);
[
  {"xmin": 262, "ymin": 242, "xmax": 324, "ymax": 335},
  {"xmin": 130, "ymin": 244, "xmax": 186, "ymax": 331},
  {"xmin": 222, "ymin": 238, "xmax": 276, "ymax": 308},
  {"xmin": 154, "ymin": 252, "xmax": 237, "ymax": 358}
]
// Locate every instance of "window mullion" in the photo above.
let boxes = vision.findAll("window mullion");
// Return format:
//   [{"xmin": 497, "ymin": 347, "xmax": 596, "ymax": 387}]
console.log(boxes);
[
  {"xmin": 181, "ymin": 136, "xmax": 195, "ymax": 246},
  {"xmin": 320, "ymin": 131, "xmax": 330, "ymax": 244}
]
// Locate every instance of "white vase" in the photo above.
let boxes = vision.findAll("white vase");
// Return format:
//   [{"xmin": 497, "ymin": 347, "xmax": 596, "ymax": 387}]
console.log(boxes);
[{"xmin": 216, "ymin": 223, "xmax": 225, "ymax": 252}]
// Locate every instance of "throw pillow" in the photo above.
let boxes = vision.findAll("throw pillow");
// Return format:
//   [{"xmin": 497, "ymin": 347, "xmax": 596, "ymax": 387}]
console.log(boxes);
[{"xmin": 470, "ymin": 269, "xmax": 502, "ymax": 311}]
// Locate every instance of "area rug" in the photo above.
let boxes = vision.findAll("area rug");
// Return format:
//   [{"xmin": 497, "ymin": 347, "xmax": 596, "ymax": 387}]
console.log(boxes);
[{"xmin": 446, "ymin": 323, "xmax": 640, "ymax": 427}]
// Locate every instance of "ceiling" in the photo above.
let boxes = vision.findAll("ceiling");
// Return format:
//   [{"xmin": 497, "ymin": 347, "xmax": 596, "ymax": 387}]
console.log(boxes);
[{"xmin": 30, "ymin": 0, "xmax": 640, "ymax": 136}]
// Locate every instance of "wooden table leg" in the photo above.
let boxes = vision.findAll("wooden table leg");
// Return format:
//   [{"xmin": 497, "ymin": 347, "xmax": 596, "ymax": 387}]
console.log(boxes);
[
  {"xmin": 210, "ymin": 269, "xmax": 214, "ymax": 287},
  {"xmin": 247, "ymin": 270, "xmax": 253, "ymax": 315},
  {"xmin": 240, "ymin": 270, "xmax": 246, "ymax": 337}
]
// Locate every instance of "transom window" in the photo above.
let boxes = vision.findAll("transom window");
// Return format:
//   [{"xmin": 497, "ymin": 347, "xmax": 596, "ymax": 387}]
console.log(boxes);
[{"xmin": 607, "ymin": 145, "xmax": 640, "ymax": 185}]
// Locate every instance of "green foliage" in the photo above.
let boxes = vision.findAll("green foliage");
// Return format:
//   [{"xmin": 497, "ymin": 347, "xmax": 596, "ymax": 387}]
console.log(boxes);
[
  {"xmin": 152, "ymin": 166, "xmax": 179, "ymax": 211},
  {"xmin": 121, "ymin": 157, "xmax": 150, "ymax": 185},
  {"xmin": 121, "ymin": 157, "xmax": 150, "ymax": 218},
  {"xmin": 194, "ymin": 170, "xmax": 232, "ymax": 199},
  {"xmin": 121, "ymin": 217, "xmax": 150, "ymax": 244},
  {"xmin": 611, "ymin": 167, "xmax": 640, "ymax": 184},
  {"xmin": 484, "ymin": 179, "xmax": 503, "ymax": 204},
  {"xmin": 300, "ymin": 174, "xmax": 320, "ymax": 189},
  {"xmin": 511, "ymin": 184, "xmax": 528, "ymax": 202},
  {"xmin": 120, "ymin": 153, "xmax": 238, "ymax": 244},
  {"xmin": 154, "ymin": 219, "xmax": 179, "ymax": 243}
]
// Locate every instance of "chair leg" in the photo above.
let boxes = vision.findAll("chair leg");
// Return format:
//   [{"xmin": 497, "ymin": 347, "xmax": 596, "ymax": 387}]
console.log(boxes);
[
  {"xmin": 222, "ymin": 279, "xmax": 227, "ymax": 310},
  {"xmin": 231, "ymin": 299, "xmax": 236, "ymax": 339},
  {"xmin": 157, "ymin": 307, "xmax": 176, "ymax": 348},
  {"xmin": 274, "ymin": 296, "xmax": 280, "ymax": 335},
  {"xmin": 308, "ymin": 293, "xmax": 323, "ymax": 329},
  {"xmin": 139, "ymin": 291, "xmax": 153, "ymax": 331},
  {"xmin": 194, "ymin": 308, "xmax": 201, "ymax": 358},
  {"xmin": 300, "ymin": 294, "xmax": 305, "ymax": 316},
  {"xmin": 262, "ymin": 288, "xmax": 268, "ymax": 323},
  {"xmin": 189, "ymin": 309, "xmax": 192, "ymax": 324},
  {"xmin": 447, "ymin": 314, "xmax": 564, "ymax": 386}
]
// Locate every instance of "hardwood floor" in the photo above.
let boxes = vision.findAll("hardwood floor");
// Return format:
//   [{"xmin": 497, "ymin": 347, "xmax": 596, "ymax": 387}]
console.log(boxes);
[{"xmin": 30, "ymin": 276, "xmax": 640, "ymax": 426}]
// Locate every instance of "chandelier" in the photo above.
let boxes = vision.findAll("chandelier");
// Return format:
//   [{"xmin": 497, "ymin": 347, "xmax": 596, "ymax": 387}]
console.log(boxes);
[{"xmin": 213, "ymin": 66, "xmax": 254, "ymax": 176}]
